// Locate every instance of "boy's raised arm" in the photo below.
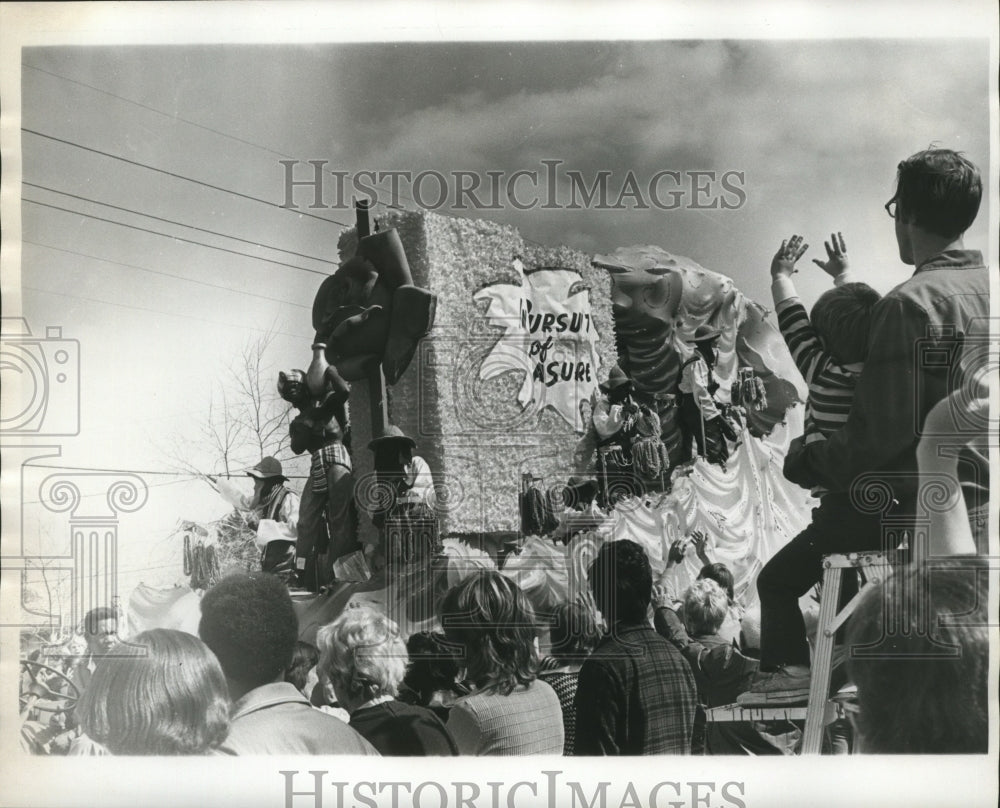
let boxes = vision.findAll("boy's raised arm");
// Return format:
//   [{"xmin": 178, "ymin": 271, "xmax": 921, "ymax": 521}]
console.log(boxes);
[{"xmin": 770, "ymin": 234, "xmax": 829, "ymax": 383}]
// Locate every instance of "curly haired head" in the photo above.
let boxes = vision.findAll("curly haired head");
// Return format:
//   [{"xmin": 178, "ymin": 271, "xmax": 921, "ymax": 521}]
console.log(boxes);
[
  {"xmin": 199, "ymin": 572, "xmax": 298, "ymax": 689},
  {"xmin": 588, "ymin": 539, "xmax": 652, "ymax": 626},
  {"xmin": 697, "ymin": 562, "xmax": 735, "ymax": 602},
  {"xmin": 401, "ymin": 630, "xmax": 464, "ymax": 705},
  {"xmin": 683, "ymin": 578, "xmax": 729, "ymax": 636},
  {"xmin": 316, "ymin": 605, "xmax": 408, "ymax": 707},
  {"xmin": 548, "ymin": 600, "xmax": 601, "ymax": 663}
]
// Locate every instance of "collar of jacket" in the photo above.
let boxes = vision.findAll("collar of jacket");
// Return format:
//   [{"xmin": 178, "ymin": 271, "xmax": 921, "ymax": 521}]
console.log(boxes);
[
  {"xmin": 230, "ymin": 681, "xmax": 309, "ymax": 719},
  {"xmin": 915, "ymin": 249, "xmax": 985, "ymax": 274}
]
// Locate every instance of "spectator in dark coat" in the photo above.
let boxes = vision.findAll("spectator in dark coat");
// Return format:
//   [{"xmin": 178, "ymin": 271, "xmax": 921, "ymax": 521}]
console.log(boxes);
[
  {"xmin": 574, "ymin": 540, "xmax": 697, "ymax": 755},
  {"xmin": 398, "ymin": 630, "xmax": 468, "ymax": 723},
  {"xmin": 317, "ymin": 605, "xmax": 458, "ymax": 756}
]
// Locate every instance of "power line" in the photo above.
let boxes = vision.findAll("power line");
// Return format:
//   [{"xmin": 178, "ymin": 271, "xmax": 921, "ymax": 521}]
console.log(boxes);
[
  {"xmin": 118, "ymin": 562, "xmax": 183, "ymax": 575},
  {"xmin": 22, "ymin": 127, "xmax": 352, "ymax": 228},
  {"xmin": 25, "ymin": 462, "xmax": 310, "ymax": 480},
  {"xmin": 27, "ymin": 463, "xmax": 206, "ymax": 477},
  {"xmin": 24, "ymin": 240, "xmax": 312, "ymax": 311},
  {"xmin": 20, "ymin": 70, "xmax": 553, "ymax": 251},
  {"xmin": 24, "ymin": 182, "xmax": 337, "ymax": 267},
  {"xmin": 23, "ymin": 197, "xmax": 329, "ymax": 277},
  {"xmin": 22, "ymin": 283, "xmax": 314, "ymax": 341},
  {"xmin": 23, "ymin": 63, "xmax": 310, "ymax": 161},
  {"xmin": 23, "ymin": 75, "xmax": 555, "ymax": 264},
  {"xmin": 22, "ymin": 63, "xmax": 382, "ymax": 213},
  {"xmin": 20, "ymin": 476, "xmax": 190, "ymax": 506}
]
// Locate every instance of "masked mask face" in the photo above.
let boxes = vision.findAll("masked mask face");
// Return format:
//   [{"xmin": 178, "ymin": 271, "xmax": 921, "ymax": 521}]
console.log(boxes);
[{"xmin": 248, "ymin": 478, "xmax": 267, "ymax": 508}]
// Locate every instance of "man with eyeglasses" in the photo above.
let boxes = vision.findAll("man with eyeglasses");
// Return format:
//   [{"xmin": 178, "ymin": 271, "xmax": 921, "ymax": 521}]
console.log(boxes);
[{"xmin": 740, "ymin": 148, "xmax": 989, "ymax": 706}]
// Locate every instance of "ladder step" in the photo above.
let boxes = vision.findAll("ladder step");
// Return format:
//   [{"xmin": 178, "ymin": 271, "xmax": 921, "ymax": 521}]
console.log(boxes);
[{"xmin": 706, "ymin": 700, "xmax": 844, "ymax": 724}]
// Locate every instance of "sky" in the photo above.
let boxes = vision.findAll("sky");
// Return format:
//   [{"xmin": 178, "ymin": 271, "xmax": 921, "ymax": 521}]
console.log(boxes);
[{"xmin": 2, "ymin": 19, "xmax": 994, "ymax": 611}]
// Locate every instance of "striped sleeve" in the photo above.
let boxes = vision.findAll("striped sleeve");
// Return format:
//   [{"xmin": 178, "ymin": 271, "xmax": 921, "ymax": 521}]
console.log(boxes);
[{"xmin": 775, "ymin": 298, "xmax": 831, "ymax": 385}]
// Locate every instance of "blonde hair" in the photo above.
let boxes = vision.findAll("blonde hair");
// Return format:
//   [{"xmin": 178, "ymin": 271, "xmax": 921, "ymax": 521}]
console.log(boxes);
[
  {"xmin": 683, "ymin": 578, "xmax": 729, "ymax": 636},
  {"xmin": 316, "ymin": 605, "xmax": 408, "ymax": 703}
]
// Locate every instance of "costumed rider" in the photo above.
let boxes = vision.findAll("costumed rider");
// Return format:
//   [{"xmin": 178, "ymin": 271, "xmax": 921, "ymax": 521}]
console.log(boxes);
[
  {"xmin": 677, "ymin": 324, "xmax": 739, "ymax": 468},
  {"xmin": 521, "ymin": 472, "xmax": 559, "ymax": 537},
  {"xmin": 592, "ymin": 365, "xmax": 641, "ymax": 506},
  {"xmin": 368, "ymin": 425, "xmax": 436, "ymax": 568},
  {"xmin": 550, "ymin": 475, "xmax": 602, "ymax": 545},
  {"xmin": 632, "ymin": 403, "xmax": 670, "ymax": 485},
  {"xmin": 242, "ymin": 457, "xmax": 300, "ymax": 585}
]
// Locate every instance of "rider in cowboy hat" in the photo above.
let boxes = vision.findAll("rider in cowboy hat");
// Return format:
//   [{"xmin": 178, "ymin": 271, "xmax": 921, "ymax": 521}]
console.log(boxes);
[
  {"xmin": 591, "ymin": 365, "xmax": 642, "ymax": 507},
  {"xmin": 676, "ymin": 325, "xmax": 737, "ymax": 467},
  {"xmin": 245, "ymin": 457, "xmax": 299, "ymax": 585}
]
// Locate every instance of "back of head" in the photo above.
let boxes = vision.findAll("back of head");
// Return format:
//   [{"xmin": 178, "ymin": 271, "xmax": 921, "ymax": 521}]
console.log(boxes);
[
  {"xmin": 284, "ymin": 641, "xmax": 320, "ymax": 693},
  {"xmin": 847, "ymin": 556, "xmax": 988, "ymax": 753},
  {"xmin": 682, "ymin": 579, "xmax": 729, "ymax": 637},
  {"xmin": 588, "ymin": 539, "xmax": 652, "ymax": 626},
  {"xmin": 894, "ymin": 149, "xmax": 982, "ymax": 238},
  {"xmin": 402, "ymin": 630, "xmax": 463, "ymax": 704},
  {"xmin": 316, "ymin": 605, "xmax": 407, "ymax": 704},
  {"xmin": 76, "ymin": 628, "xmax": 229, "ymax": 755},
  {"xmin": 440, "ymin": 570, "xmax": 538, "ymax": 694},
  {"xmin": 697, "ymin": 562, "xmax": 735, "ymax": 602},
  {"xmin": 82, "ymin": 606, "xmax": 117, "ymax": 631},
  {"xmin": 549, "ymin": 601, "xmax": 601, "ymax": 662},
  {"xmin": 199, "ymin": 572, "xmax": 298, "ymax": 691},
  {"xmin": 810, "ymin": 282, "xmax": 881, "ymax": 365}
]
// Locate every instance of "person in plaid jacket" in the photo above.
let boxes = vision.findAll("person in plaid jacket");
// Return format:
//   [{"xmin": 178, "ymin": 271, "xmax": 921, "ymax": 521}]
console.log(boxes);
[{"xmin": 574, "ymin": 540, "xmax": 697, "ymax": 755}]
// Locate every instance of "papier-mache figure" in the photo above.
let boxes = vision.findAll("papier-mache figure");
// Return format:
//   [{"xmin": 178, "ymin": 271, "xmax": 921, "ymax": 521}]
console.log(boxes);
[
  {"xmin": 311, "ymin": 227, "xmax": 437, "ymax": 385},
  {"xmin": 549, "ymin": 475, "xmax": 605, "ymax": 546},
  {"xmin": 278, "ymin": 344, "xmax": 352, "ymax": 455}
]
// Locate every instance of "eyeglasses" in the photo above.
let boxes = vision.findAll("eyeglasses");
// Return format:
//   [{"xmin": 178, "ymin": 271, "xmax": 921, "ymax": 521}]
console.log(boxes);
[{"xmin": 884, "ymin": 197, "xmax": 898, "ymax": 219}]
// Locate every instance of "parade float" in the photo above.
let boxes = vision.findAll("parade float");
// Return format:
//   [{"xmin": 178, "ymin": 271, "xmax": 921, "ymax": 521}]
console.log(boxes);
[{"xmin": 138, "ymin": 208, "xmax": 816, "ymax": 641}]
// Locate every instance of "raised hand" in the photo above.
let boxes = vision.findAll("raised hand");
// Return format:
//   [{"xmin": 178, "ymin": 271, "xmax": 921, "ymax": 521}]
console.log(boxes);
[
  {"xmin": 667, "ymin": 538, "xmax": 688, "ymax": 566},
  {"xmin": 812, "ymin": 232, "xmax": 849, "ymax": 277},
  {"xmin": 771, "ymin": 234, "xmax": 808, "ymax": 279},
  {"xmin": 690, "ymin": 529, "xmax": 711, "ymax": 564}
]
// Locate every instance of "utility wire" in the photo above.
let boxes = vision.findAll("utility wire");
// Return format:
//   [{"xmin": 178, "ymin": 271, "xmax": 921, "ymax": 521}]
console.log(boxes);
[
  {"xmin": 19, "ymin": 476, "xmax": 190, "ymax": 506},
  {"xmin": 23, "ymin": 63, "xmax": 313, "ymax": 161},
  {"xmin": 21, "ymin": 69, "xmax": 554, "ymax": 250},
  {"xmin": 24, "ymin": 240, "xmax": 312, "ymax": 311},
  {"xmin": 26, "ymin": 462, "xmax": 310, "ymax": 480},
  {"xmin": 23, "ymin": 197, "xmax": 329, "ymax": 276},
  {"xmin": 21, "ymin": 127, "xmax": 351, "ymax": 227},
  {"xmin": 24, "ymin": 182, "xmax": 337, "ymax": 266},
  {"xmin": 21, "ymin": 284, "xmax": 314, "ymax": 341}
]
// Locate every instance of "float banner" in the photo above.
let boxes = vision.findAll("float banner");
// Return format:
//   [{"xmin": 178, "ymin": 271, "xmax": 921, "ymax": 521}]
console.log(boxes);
[{"xmin": 474, "ymin": 261, "xmax": 602, "ymax": 432}]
